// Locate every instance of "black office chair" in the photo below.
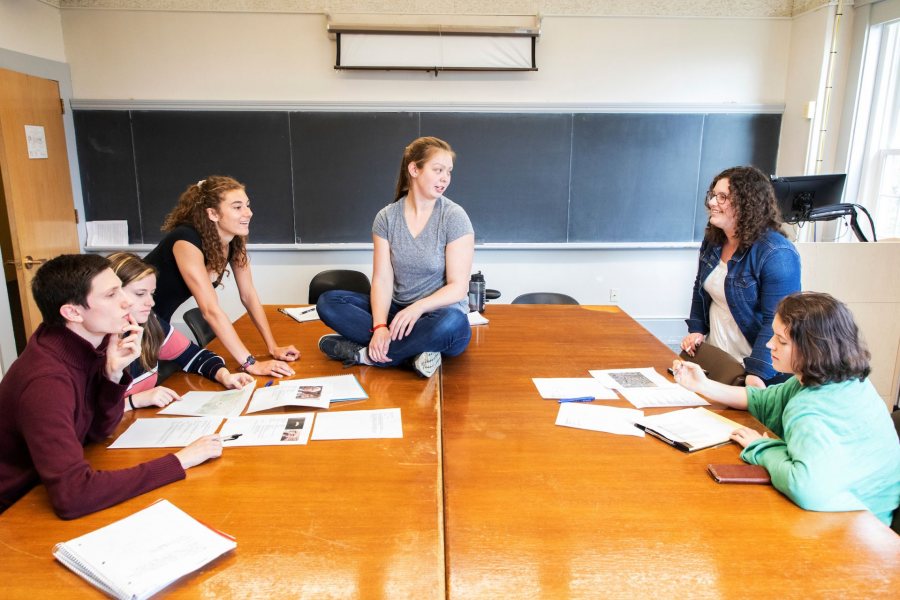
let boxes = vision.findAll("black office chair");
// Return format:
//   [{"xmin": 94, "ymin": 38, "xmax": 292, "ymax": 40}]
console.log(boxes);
[
  {"xmin": 183, "ymin": 308, "xmax": 216, "ymax": 348},
  {"xmin": 309, "ymin": 269, "xmax": 371, "ymax": 304},
  {"xmin": 511, "ymin": 292, "xmax": 579, "ymax": 305}
]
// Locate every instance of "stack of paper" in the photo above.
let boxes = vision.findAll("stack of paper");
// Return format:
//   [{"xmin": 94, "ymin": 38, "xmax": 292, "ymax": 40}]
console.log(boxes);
[
  {"xmin": 635, "ymin": 407, "xmax": 742, "ymax": 452},
  {"xmin": 53, "ymin": 500, "xmax": 235, "ymax": 600}
]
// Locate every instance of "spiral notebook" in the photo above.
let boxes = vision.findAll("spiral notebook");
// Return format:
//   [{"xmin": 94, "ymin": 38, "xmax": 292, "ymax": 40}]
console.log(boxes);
[{"xmin": 53, "ymin": 499, "xmax": 235, "ymax": 600}]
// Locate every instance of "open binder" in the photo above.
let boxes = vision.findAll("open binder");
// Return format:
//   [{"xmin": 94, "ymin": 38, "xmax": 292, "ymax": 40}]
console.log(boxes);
[{"xmin": 635, "ymin": 407, "xmax": 743, "ymax": 452}]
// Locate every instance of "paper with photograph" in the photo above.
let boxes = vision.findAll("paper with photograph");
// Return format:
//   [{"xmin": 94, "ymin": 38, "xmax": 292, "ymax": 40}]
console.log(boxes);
[
  {"xmin": 555, "ymin": 403, "xmax": 645, "ymax": 437},
  {"xmin": 278, "ymin": 374, "xmax": 368, "ymax": 403},
  {"xmin": 109, "ymin": 417, "xmax": 222, "ymax": 449},
  {"xmin": 218, "ymin": 413, "xmax": 314, "ymax": 446},
  {"xmin": 589, "ymin": 367, "xmax": 674, "ymax": 390},
  {"xmin": 532, "ymin": 377, "xmax": 617, "ymax": 400},
  {"xmin": 157, "ymin": 382, "xmax": 256, "ymax": 418},
  {"xmin": 311, "ymin": 408, "xmax": 402, "ymax": 440},
  {"xmin": 246, "ymin": 384, "xmax": 331, "ymax": 413}
]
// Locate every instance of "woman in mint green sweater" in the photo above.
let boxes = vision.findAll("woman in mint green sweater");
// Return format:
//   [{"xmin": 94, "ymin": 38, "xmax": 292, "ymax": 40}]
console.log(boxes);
[{"xmin": 674, "ymin": 292, "xmax": 899, "ymax": 526}]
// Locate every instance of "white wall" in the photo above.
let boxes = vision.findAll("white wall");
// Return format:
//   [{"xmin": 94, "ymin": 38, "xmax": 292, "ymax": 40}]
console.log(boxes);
[{"xmin": 0, "ymin": 0, "xmax": 66, "ymax": 62}]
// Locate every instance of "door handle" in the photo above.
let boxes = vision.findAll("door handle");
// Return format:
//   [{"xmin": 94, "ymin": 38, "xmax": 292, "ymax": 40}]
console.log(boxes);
[{"xmin": 22, "ymin": 256, "xmax": 47, "ymax": 269}]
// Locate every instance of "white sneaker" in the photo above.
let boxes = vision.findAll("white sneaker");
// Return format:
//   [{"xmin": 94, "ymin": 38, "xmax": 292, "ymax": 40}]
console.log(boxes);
[{"xmin": 412, "ymin": 352, "xmax": 442, "ymax": 378}]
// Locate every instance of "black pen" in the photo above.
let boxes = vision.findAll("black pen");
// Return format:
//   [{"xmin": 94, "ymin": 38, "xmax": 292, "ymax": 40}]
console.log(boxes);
[
  {"xmin": 222, "ymin": 434, "xmax": 242, "ymax": 442},
  {"xmin": 299, "ymin": 307, "xmax": 316, "ymax": 315}
]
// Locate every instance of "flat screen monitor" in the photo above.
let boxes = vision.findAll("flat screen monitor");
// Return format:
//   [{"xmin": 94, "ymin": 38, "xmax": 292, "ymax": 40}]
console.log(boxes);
[{"xmin": 771, "ymin": 174, "xmax": 847, "ymax": 223}]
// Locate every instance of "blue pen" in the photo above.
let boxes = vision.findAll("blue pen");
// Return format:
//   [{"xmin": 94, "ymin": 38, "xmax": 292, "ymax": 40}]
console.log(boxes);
[
  {"xmin": 265, "ymin": 380, "xmax": 274, "ymax": 387},
  {"xmin": 558, "ymin": 396, "xmax": 595, "ymax": 403}
]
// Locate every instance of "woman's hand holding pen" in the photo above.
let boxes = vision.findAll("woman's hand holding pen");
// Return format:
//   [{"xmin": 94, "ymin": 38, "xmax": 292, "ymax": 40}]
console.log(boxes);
[
  {"xmin": 680, "ymin": 332, "xmax": 706, "ymax": 357},
  {"xmin": 174, "ymin": 435, "xmax": 223, "ymax": 470},
  {"xmin": 671, "ymin": 359, "xmax": 708, "ymax": 393},
  {"xmin": 104, "ymin": 315, "xmax": 144, "ymax": 383}
]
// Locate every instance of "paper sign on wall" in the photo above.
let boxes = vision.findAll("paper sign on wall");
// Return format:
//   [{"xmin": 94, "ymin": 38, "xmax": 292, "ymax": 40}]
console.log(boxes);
[{"xmin": 25, "ymin": 125, "xmax": 48, "ymax": 159}]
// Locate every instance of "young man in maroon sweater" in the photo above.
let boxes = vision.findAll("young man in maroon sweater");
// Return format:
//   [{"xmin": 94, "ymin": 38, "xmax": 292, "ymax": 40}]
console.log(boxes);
[{"xmin": 0, "ymin": 254, "xmax": 224, "ymax": 519}]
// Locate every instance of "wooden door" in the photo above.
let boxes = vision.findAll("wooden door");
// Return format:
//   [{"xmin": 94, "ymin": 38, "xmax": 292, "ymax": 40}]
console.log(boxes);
[{"xmin": 0, "ymin": 68, "xmax": 80, "ymax": 338}]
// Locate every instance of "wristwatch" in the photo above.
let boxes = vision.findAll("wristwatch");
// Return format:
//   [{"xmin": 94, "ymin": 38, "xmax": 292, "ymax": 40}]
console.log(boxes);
[{"xmin": 239, "ymin": 355, "xmax": 256, "ymax": 372}]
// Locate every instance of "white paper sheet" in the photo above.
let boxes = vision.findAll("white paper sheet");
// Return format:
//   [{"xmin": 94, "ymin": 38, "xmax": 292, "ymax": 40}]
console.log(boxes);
[
  {"xmin": 86, "ymin": 220, "xmax": 129, "ymax": 246},
  {"xmin": 532, "ymin": 377, "xmax": 618, "ymax": 400},
  {"xmin": 619, "ymin": 386, "xmax": 709, "ymax": 408},
  {"xmin": 555, "ymin": 403, "xmax": 645, "ymax": 438},
  {"xmin": 467, "ymin": 311, "xmax": 489, "ymax": 326},
  {"xmin": 589, "ymin": 367, "xmax": 675, "ymax": 390},
  {"xmin": 311, "ymin": 408, "xmax": 402, "ymax": 440},
  {"xmin": 278, "ymin": 374, "xmax": 367, "ymax": 403},
  {"xmin": 278, "ymin": 306, "xmax": 320, "ymax": 323},
  {"xmin": 109, "ymin": 417, "xmax": 222, "ymax": 449},
  {"xmin": 218, "ymin": 413, "xmax": 314, "ymax": 446},
  {"xmin": 246, "ymin": 384, "xmax": 331, "ymax": 413},
  {"xmin": 157, "ymin": 382, "xmax": 256, "ymax": 418}
]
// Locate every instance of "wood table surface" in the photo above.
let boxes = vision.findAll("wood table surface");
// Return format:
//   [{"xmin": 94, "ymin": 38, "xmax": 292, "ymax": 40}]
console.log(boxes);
[
  {"xmin": 0, "ymin": 307, "xmax": 444, "ymax": 599},
  {"xmin": 441, "ymin": 305, "xmax": 900, "ymax": 599},
  {"xmin": 1, "ymin": 305, "xmax": 898, "ymax": 599}
]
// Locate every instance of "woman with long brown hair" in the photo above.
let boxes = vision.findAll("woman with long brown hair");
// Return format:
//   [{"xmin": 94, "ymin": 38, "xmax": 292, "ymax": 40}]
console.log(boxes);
[
  {"xmin": 145, "ymin": 176, "xmax": 298, "ymax": 378},
  {"xmin": 315, "ymin": 137, "xmax": 474, "ymax": 377},
  {"xmin": 681, "ymin": 165, "xmax": 801, "ymax": 388}
]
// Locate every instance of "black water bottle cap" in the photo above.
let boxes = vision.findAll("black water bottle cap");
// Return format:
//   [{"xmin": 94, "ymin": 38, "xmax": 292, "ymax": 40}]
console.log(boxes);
[{"xmin": 471, "ymin": 271, "xmax": 485, "ymax": 282}]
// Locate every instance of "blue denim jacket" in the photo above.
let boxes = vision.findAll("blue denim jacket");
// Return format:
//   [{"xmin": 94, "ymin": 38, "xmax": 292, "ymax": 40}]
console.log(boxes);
[{"xmin": 686, "ymin": 229, "xmax": 801, "ymax": 380}]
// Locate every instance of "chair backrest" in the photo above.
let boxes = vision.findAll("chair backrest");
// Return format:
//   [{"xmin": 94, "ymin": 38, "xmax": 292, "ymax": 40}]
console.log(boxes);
[
  {"xmin": 309, "ymin": 269, "xmax": 371, "ymax": 304},
  {"xmin": 183, "ymin": 308, "xmax": 216, "ymax": 348},
  {"xmin": 511, "ymin": 292, "xmax": 579, "ymax": 305}
]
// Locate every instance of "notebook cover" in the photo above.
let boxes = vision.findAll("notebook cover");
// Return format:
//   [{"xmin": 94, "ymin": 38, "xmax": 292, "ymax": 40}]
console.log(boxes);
[{"xmin": 707, "ymin": 464, "xmax": 771, "ymax": 484}]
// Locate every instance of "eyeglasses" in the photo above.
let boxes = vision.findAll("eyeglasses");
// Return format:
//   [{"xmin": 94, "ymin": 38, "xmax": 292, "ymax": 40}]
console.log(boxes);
[{"xmin": 706, "ymin": 191, "xmax": 731, "ymax": 206}]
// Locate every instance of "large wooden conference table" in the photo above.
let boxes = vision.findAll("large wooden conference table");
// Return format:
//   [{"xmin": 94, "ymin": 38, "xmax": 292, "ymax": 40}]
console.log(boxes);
[{"xmin": 1, "ymin": 305, "xmax": 898, "ymax": 598}]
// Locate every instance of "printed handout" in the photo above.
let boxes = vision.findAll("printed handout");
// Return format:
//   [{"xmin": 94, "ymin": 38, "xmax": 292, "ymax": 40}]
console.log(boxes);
[
  {"xmin": 589, "ymin": 367, "xmax": 674, "ymax": 390},
  {"xmin": 246, "ymin": 384, "xmax": 331, "ymax": 413},
  {"xmin": 278, "ymin": 374, "xmax": 368, "ymax": 403},
  {"xmin": 218, "ymin": 413, "xmax": 314, "ymax": 446},
  {"xmin": 555, "ymin": 403, "xmax": 645, "ymax": 438},
  {"xmin": 618, "ymin": 386, "xmax": 710, "ymax": 409},
  {"xmin": 109, "ymin": 417, "xmax": 222, "ymax": 449},
  {"xmin": 532, "ymin": 377, "xmax": 617, "ymax": 400},
  {"xmin": 311, "ymin": 408, "xmax": 403, "ymax": 440},
  {"xmin": 157, "ymin": 382, "xmax": 256, "ymax": 418}
]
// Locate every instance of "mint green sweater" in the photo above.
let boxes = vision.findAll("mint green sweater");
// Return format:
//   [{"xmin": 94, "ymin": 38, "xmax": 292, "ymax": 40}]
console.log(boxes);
[{"xmin": 743, "ymin": 377, "xmax": 900, "ymax": 526}]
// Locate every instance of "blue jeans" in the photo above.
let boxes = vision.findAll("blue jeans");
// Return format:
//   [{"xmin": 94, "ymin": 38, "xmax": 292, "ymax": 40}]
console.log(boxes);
[{"xmin": 316, "ymin": 290, "xmax": 472, "ymax": 367}]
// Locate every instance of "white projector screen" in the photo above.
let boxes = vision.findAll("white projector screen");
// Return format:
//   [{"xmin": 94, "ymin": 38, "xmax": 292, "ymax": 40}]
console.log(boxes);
[{"xmin": 336, "ymin": 32, "xmax": 536, "ymax": 71}]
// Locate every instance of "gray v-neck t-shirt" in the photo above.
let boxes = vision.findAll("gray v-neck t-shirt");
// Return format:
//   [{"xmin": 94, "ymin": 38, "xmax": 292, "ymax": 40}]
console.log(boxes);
[{"xmin": 372, "ymin": 196, "xmax": 474, "ymax": 313}]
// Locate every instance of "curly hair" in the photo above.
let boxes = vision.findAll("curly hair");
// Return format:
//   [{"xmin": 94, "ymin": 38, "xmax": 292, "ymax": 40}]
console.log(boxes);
[
  {"xmin": 161, "ymin": 175, "xmax": 248, "ymax": 276},
  {"xmin": 704, "ymin": 166, "xmax": 786, "ymax": 250},
  {"xmin": 107, "ymin": 252, "xmax": 164, "ymax": 372},
  {"xmin": 394, "ymin": 137, "xmax": 455, "ymax": 202},
  {"xmin": 776, "ymin": 292, "xmax": 870, "ymax": 387}
]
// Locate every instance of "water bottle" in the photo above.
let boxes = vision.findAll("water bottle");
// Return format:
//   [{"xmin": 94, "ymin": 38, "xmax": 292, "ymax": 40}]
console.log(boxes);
[{"xmin": 468, "ymin": 271, "xmax": 486, "ymax": 313}]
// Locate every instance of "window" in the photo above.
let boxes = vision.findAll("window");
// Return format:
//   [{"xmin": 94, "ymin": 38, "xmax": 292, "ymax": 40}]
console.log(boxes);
[{"xmin": 852, "ymin": 18, "xmax": 900, "ymax": 239}]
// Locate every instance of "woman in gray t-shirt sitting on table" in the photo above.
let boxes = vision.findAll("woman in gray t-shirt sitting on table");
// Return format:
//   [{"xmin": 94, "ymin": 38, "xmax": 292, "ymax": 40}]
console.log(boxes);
[{"xmin": 316, "ymin": 136, "xmax": 475, "ymax": 378}]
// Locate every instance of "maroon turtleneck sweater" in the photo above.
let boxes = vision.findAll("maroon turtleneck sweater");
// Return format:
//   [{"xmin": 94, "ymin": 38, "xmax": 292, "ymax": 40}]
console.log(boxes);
[{"xmin": 0, "ymin": 324, "xmax": 185, "ymax": 519}]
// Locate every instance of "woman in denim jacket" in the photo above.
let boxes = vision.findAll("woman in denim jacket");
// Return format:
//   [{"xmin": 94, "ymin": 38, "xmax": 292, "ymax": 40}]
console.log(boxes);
[{"xmin": 682, "ymin": 166, "xmax": 801, "ymax": 388}]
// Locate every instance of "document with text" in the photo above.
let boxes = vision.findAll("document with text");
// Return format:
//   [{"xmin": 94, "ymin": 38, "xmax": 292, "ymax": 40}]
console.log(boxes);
[
  {"xmin": 219, "ymin": 413, "xmax": 314, "ymax": 446},
  {"xmin": 109, "ymin": 417, "xmax": 222, "ymax": 449},
  {"xmin": 635, "ymin": 407, "xmax": 742, "ymax": 452},
  {"xmin": 589, "ymin": 367, "xmax": 674, "ymax": 390},
  {"xmin": 555, "ymin": 403, "xmax": 645, "ymax": 437},
  {"xmin": 279, "ymin": 374, "xmax": 368, "ymax": 403},
  {"xmin": 157, "ymin": 382, "xmax": 256, "ymax": 418},
  {"xmin": 532, "ymin": 377, "xmax": 618, "ymax": 400},
  {"xmin": 619, "ymin": 386, "xmax": 709, "ymax": 408},
  {"xmin": 311, "ymin": 408, "xmax": 403, "ymax": 440},
  {"xmin": 246, "ymin": 384, "xmax": 331, "ymax": 413}
]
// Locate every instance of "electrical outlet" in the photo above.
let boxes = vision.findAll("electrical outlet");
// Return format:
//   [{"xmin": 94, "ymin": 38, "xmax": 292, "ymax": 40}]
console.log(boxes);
[{"xmin": 609, "ymin": 288, "xmax": 619, "ymax": 303}]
